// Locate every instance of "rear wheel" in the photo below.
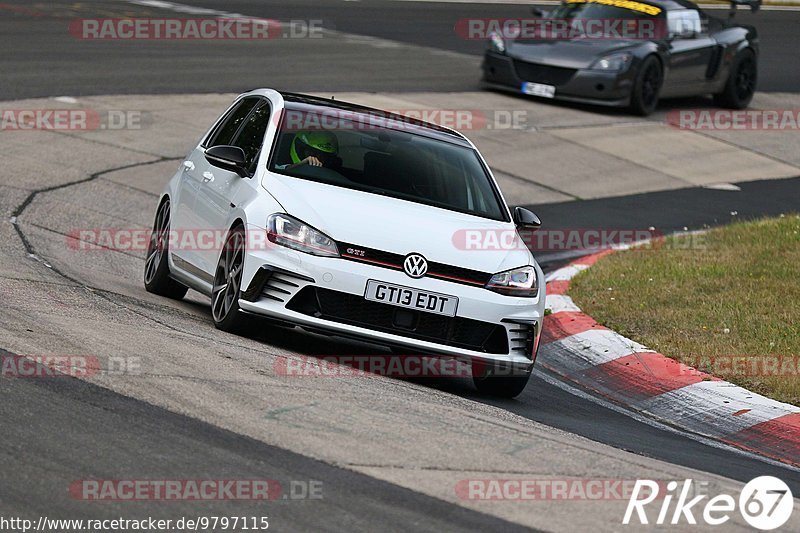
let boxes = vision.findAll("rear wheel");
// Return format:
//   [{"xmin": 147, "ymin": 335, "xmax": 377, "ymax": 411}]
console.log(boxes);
[
  {"xmin": 212, "ymin": 226, "xmax": 249, "ymax": 333},
  {"xmin": 714, "ymin": 49, "xmax": 757, "ymax": 109},
  {"xmin": 143, "ymin": 200, "xmax": 188, "ymax": 300},
  {"xmin": 472, "ymin": 360, "xmax": 532, "ymax": 398},
  {"xmin": 630, "ymin": 56, "xmax": 662, "ymax": 116}
]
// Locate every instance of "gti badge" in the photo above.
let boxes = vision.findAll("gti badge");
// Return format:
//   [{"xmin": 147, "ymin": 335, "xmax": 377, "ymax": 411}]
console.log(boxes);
[{"xmin": 403, "ymin": 253, "xmax": 428, "ymax": 279}]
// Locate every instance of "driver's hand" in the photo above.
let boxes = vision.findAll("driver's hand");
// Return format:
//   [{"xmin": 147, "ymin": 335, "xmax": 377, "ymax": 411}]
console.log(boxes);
[{"xmin": 302, "ymin": 156, "xmax": 323, "ymax": 167}]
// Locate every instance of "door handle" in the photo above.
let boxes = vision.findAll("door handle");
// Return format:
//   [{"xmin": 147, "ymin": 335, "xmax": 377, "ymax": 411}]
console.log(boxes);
[
  {"xmin": 182, "ymin": 160, "xmax": 195, "ymax": 171},
  {"xmin": 202, "ymin": 171, "xmax": 215, "ymax": 183}
]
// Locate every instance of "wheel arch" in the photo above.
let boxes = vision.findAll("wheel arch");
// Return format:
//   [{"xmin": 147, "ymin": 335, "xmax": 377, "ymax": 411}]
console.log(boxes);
[{"xmin": 228, "ymin": 218, "xmax": 246, "ymax": 231}]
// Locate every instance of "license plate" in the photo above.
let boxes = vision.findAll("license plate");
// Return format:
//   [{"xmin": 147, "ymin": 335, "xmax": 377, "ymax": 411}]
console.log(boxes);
[
  {"xmin": 521, "ymin": 82, "xmax": 556, "ymax": 99},
  {"xmin": 364, "ymin": 280, "xmax": 458, "ymax": 317}
]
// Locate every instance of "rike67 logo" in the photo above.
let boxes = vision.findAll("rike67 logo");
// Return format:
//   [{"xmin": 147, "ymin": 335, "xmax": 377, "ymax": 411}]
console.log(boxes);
[{"xmin": 623, "ymin": 476, "xmax": 793, "ymax": 530}]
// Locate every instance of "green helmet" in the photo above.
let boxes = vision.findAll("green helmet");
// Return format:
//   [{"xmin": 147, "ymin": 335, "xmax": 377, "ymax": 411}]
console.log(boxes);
[{"xmin": 290, "ymin": 131, "xmax": 339, "ymax": 164}]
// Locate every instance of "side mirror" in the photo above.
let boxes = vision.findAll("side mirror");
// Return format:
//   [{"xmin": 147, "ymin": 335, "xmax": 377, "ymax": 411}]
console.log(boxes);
[
  {"xmin": 513, "ymin": 207, "xmax": 541, "ymax": 231},
  {"xmin": 670, "ymin": 28, "xmax": 697, "ymax": 40},
  {"xmin": 730, "ymin": 0, "xmax": 761, "ymax": 13},
  {"xmin": 205, "ymin": 145, "xmax": 249, "ymax": 178}
]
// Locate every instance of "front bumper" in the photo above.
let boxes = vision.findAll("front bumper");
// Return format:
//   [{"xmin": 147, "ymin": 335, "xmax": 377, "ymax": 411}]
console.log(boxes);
[
  {"xmin": 482, "ymin": 51, "xmax": 635, "ymax": 107},
  {"xmin": 238, "ymin": 233, "xmax": 544, "ymax": 371}
]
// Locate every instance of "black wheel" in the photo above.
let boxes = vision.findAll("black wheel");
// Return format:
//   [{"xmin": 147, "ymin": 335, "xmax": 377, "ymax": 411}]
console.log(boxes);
[
  {"xmin": 143, "ymin": 200, "xmax": 188, "ymax": 299},
  {"xmin": 714, "ymin": 49, "xmax": 757, "ymax": 109},
  {"xmin": 211, "ymin": 226, "xmax": 249, "ymax": 333},
  {"xmin": 472, "ymin": 360, "xmax": 532, "ymax": 398},
  {"xmin": 630, "ymin": 55, "xmax": 662, "ymax": 116}
]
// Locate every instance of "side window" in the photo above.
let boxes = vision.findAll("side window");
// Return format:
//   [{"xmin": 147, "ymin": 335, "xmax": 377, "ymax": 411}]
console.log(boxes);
[
  {"xmin": 231, "ymin": 100, "xmax": 272, "ymax": 173},
  {"xmin": 667, "ymin": 9, "xmax": 702, "ymax": 38},
  {"xmin": 205, "ymin": 97, "xmax": 259, "ymax": 148}
]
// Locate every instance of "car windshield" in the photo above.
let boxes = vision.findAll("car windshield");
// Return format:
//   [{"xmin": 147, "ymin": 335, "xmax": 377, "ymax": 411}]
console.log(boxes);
[
  {"xmin": 268, "ymin": 107, "xmax": 508, "ymax": 221},
  {"xmin": 547, "ymin": 0, "xmax": 662, "ymax": 37}
]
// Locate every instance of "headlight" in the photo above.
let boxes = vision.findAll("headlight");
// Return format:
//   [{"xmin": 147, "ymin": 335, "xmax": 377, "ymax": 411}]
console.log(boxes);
[
  {"xmin": 486, "ymin": 265, "xmax": 538, "ymax": 297},
  {"xmin": 589, "ymin": 53, "xmax": 633, "ymax": 72},
  {"xmin": 488, "ymin": 31, "xmax": 506, "ymax": 54},
  {"xmin": 267, "ymin": 213, "xmax": 339, "ymax": 257}
]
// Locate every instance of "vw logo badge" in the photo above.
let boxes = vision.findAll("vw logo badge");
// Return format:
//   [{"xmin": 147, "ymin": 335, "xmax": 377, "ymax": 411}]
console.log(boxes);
[{"xmin": 403, "ymin": 253, "xmax": 428, "ymax": 279}]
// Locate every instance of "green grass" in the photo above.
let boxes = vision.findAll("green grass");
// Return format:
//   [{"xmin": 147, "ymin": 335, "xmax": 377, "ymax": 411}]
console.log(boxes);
[{"xmin": 568, "ymin": 215, "xmax": 800, "ymax": 405}]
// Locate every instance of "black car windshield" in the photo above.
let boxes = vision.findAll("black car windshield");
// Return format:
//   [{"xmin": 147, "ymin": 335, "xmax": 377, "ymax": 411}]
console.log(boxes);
[
  {"xmin": 268, "ymin": 108, "xmax": 508, "ymax": 221},
  {"xmin": 547, "ymin": 0, "xmax": 662, "ymax": 37}
]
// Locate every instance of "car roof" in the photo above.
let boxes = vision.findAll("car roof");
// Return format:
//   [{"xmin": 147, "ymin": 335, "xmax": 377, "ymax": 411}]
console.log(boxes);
[{"xmin": 276, "ymin": 91, "xmax": 473, "ymax": 147}]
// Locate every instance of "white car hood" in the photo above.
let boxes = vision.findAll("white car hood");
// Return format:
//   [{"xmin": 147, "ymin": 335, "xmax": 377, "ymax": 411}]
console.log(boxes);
[{"xmin": 264, "ymin": 173, "xmax": 533, "ymax": 274}]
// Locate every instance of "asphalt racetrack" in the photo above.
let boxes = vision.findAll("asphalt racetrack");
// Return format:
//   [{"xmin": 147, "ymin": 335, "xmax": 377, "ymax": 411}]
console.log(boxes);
[{"xmin": 1, "ymin": 1, "xmax": 799, "ymax": 531}]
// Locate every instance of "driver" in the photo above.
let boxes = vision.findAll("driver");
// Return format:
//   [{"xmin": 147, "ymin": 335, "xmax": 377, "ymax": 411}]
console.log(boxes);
[{"xmin": 279, "ymin": 131, "xmax": 341, "ymax": 170}]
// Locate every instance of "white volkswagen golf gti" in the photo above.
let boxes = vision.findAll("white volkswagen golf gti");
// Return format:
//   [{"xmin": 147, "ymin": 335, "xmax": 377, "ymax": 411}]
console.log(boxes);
[{"xmin": 144, "ymin": 89, "xmax": 545, "ymax": 397}]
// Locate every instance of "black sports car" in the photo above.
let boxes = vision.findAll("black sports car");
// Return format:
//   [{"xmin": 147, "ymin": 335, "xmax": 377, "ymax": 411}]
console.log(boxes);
[{"xmin": 481, "ymin": 0, "xmax": 761, "ymax": 115}]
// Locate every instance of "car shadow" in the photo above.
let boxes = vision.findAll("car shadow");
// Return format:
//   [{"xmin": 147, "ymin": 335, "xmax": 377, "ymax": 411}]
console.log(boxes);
[{"xmin": 224, "ymin": 311, "xmax": 517, "ymax": 398}]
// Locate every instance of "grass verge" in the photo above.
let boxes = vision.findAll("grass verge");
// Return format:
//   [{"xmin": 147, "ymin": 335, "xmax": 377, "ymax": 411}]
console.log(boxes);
[{"xmin": 569, "ymin": 214, "xmax": 800, "ymax": 406}]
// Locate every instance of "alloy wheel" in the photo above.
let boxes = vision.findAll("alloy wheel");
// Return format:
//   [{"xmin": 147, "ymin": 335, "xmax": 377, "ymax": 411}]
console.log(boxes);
[{"xmin": 212, "ymin": 229, "xmax": 245, "ymax": 323}]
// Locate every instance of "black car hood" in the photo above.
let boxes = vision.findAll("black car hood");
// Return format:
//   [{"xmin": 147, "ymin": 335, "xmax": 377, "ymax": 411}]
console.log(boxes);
[{"xmin": 507, "ymin": 38, "xmax": 638, "ymax": 69}]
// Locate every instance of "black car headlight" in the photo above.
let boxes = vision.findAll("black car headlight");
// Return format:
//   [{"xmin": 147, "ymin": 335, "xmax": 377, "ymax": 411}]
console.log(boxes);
[
  {"xmin": 267, "ymin": 213, "xmax": 339, "ymax": 257},
  {"xmin": 486, "ymin": 265, "xmax": 538, "ymax": 297},
  {"xmin": 487, "ymin": 31, "xmax": 506, "ymax": 54},
  {"xmin": 589, "ymin": 52, "xmax": 633, "ymax": 72}
]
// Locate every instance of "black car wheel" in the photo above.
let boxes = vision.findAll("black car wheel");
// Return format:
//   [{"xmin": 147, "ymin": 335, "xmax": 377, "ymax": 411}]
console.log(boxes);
[
  {"xmin": 630, "ymin": 55, "xmax": 662, "ymax": 116},
  {"xmin": 143, "ymin": 199, "xmax": 189, "ymax": 299},
  {"xmin": 714, "ymin": 49, "xmax": 757, "ymax": 109},
  {"xmin": 212, "ymin": 225, "xmax": 249, "ymax": 333},
  {"xmin": 472, "ymin": 360, "xmax": 532, "ymax": 398}
]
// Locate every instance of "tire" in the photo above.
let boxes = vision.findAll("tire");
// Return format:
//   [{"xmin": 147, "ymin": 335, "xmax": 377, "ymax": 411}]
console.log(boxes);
[
  {"xmin": 629, "ymin": 55, "xmax": 663, "ymax": 116},
  {"xmin": 211, "ymin": 226, "xmax": 249, "ymax": 333},
  {"xmin": 143, "ymin": 199, "xmax": 189, "ymax": 300},
  {"xmin": 472, "ymin": 360, "xmax": 532, "ymax": 398},
  {"xmin": 714, "ymin": 49, "xmax": 757, "ymax": 109}
]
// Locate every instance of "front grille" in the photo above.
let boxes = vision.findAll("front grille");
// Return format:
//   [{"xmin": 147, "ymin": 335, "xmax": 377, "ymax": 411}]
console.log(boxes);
[
  {"xmin": 338, "ymin": 241, "xmax": 492, "ymax": 287},
  {"xmin": 287, "ymin": 287, "xmax": 509, "ymax": 354},
  {"xmin": 513, "ymin": 60, "xmax": 577, "ymax": 85}
]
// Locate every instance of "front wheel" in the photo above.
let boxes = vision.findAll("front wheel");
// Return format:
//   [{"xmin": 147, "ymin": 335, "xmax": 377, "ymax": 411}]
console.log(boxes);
[
  {"xmin": 714, "ymin": 49, "xmax": 757, "ymax": 109},
  {"xmin": 629, "ymin": 56, "xmax": 662, "ymax": 116},
  {"xmin": 472, "ymin": 360, "xmax": 532, "ymax": 398},
  {"xmin": 211, "ymin": 226, "xmax": 249, "ymax": 333}
]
